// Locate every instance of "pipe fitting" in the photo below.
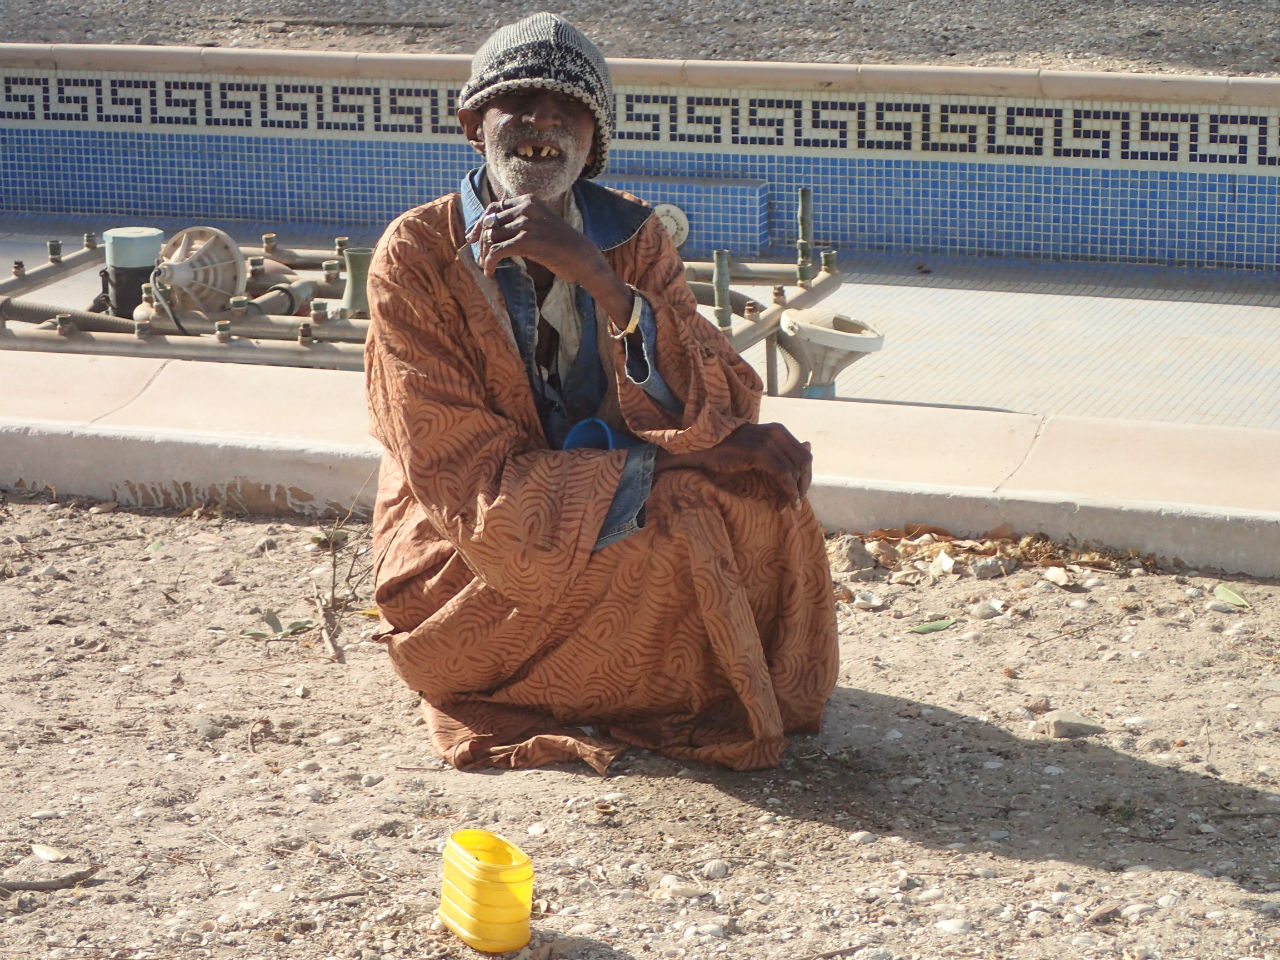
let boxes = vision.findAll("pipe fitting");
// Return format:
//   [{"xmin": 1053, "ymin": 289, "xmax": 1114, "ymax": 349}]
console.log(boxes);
[
  {"xmin": 47, "ymin": 239, "xmax": 63, "ymax": 264},
  {"xmin": 55, "ymin": 314, "xmax": 77, "ymax": 336},
  {"xmin": 322, "ymin": 260, "xmax": 341, "ymax": 284},
  {"xmin": 247, "ymin": 256, "xmax": 265, "ymax": 280},
  {"xmin": 821, "ymin": 249, "xmax": 837, "ymax": 273},
  {"xmin": 772, "ymin": 284, "xmax": 786, "ymax": 306},
  {"xmin": 310, "ymin": 299, "xmax": 329, "ymax": 324},
  {"xmin": 262, "ymin": 233, "xmax": 278, "ymax": 254},
  {"xmin": 140, "ymin": 283, "xmax": 154, "ymax": 305},
  {"xmin": 133, "ymin": 319, "xmax": 152, "ymax": 338},
  {"xmin": 12, "ymin": 261, "xmax": 24, "ymax": 278},
  {"xmin": 215, "ymin": 320, "xmax": 232, "ymax": 343},
  {"xmin": 228, "ymin": 295, "xmax": 250, "ymax": 319},
  {"xmin": 297, "ymin": 322, "xmax": 314, "ymax": 345},
  {"xmin": 334, "ymin": 236, "xmax": 350, "ymax": 256},
  {"xmin": 712, "ymin": 249, "xmax": 732, "ymax": 329},
  {"xmin": 84, "ymin": 232, "xmax": 98, "ymax": 250}
]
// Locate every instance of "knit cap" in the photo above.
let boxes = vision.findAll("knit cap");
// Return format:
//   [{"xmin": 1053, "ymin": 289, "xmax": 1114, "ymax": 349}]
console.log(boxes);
[{"xmin": 459, "ymin": 12, "xmax": 614, "ymax": 178}]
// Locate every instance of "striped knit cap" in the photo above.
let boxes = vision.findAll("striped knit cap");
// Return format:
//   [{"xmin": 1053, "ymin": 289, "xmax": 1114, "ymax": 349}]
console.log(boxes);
[{"xmin": 459, "ymin": 13, "xmax": 614, "ymax": 179}]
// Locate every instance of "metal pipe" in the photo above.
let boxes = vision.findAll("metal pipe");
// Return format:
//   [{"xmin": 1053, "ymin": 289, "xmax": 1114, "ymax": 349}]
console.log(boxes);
[
  {"xmin": 249, "ymin": 279, "xmax": 314, "ymax": 317},
  {"xmin": 133, "ymin": 302, "xmax": 367, "ymax": 342},
  {"xmin": 240, "ymin": 243, "xmax": 355, "ymax": 270},
  {"xmin": 712, "ymin": 250, "xmax": 732, "ymax": 329},
  {"xmin": 684, "ymin": 260, "xmax": 825, "ymax": 283},
  {"xmin": 0, "ymin": 244, "xmax": 105, "ymax": 298},
  {"xmin": 0, "ymin": 323, "xmax": 365, "ymax": 371},
  {"xmin": 723, "ymin": 261, "xmax": 843, "ymax": 353},
  {"xmin": 796, "ymin": 187, "xmax": 814, "ymax": 286},
  {"xmin": 0, "ymin": 296, "xmax": 135, "ymax": 334}
]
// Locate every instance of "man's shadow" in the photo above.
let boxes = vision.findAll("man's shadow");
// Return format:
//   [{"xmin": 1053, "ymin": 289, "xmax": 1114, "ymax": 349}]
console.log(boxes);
[{"xmin": 639, "ymin": 688, "xmax": 1280, "ymax": 894}]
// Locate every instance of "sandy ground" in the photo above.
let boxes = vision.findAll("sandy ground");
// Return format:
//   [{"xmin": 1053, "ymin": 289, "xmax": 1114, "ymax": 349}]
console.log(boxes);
[
  {"xmin": 2, "ymin": 489, "xmax": 1278, "ymax": 960},
  {"xmin": 4, "ymin": 9, "xmax": 1280, "ymax": 958},
  {"xmin": 8, "ymin": 0, "xmax": 1280, "ymax": 76}
]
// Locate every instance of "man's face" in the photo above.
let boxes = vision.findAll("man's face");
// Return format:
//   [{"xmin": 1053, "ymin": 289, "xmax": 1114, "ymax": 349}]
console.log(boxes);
[{"xmin": 460, "ymin": 88, "xmax": 596, "ymax": 202}]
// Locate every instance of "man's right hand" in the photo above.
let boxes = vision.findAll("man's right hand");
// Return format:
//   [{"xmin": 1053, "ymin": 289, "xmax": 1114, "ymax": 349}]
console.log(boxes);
[{"xmin": 653, "ymin": 422, "xmax": 812, "ymax": 508}]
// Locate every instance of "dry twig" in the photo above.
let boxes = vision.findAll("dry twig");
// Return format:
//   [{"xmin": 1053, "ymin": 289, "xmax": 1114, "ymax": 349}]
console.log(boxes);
[{"xmin": 0, "ymin": 863, "xmax": 101, "ymax": 894}]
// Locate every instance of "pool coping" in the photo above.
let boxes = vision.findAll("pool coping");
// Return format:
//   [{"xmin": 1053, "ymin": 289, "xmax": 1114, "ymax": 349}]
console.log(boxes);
[
  {"xmin": 1, "ymin": 351, "xmax": 1276, "ymax": 578},
  {"xmin": 2, "ymin": 43, "xmax": 1278, "ymax": 105}
]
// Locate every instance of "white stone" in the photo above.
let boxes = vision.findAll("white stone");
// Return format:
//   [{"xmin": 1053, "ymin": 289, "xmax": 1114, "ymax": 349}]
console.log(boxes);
[
  {"xmin": 294, "ymin": 784, "xmax": 322, "ymax": 802},
  {"xmin": 700, "ymin": 859, "xmax": 731, "ymax": 880},
  {"xmin": 1205, "ymin": 600, "xmax": 1241, "ymax": 614},
  {"xmin": 658, "ymin": 875, "xmax": 707, "ymax": 899},
  {"xmin": 849, "ymin": 830, "xmax": 877, "ymax": 845},
  {"xmin": 934, "ymin": 918, "xmax": 973, "ymax": 934},
  {"xmin": 1121, "ymin": 903, "xmax": 1155, "ymax": 920}
]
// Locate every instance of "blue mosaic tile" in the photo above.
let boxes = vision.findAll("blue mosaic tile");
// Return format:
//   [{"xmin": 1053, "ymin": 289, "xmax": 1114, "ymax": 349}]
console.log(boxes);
[{"xmin": 4, "ymin": 66, "xmax": 1280, "ymax": 270}]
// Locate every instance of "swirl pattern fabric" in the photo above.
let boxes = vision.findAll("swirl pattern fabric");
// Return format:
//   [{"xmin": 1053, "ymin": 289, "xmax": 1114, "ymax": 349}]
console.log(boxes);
[{"xmin": 365, "ymin": 189, "xmax": 838, "ymax": 772}]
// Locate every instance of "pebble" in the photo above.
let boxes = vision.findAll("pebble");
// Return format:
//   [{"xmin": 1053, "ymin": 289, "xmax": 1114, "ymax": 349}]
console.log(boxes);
[
  {"xmin": 1205, "ymin": 600, "xmax": 1241, "ymax": 613},
  {"xmin": 567, "ymin": 922, "xmax": 600, "ymax": 936},
  {"xmin": 1039, "ymin": 710, "xmax": 1104, "ymax": 738},
  {"xmin": 30, "ymin": 809, "xmax": 60, "ymax": 820},
  {"xmin": 1042, "ymin": 765, "xmax": 1064, "ymax": 775},
  {"xmin": 294, "ymin": 784, "xmax": 323, "ymax": 802},
  {"xmin": 298, "ymin": 759, "xmax": 322, "ymax": 772},
  {"xmin": 87, "ymin": 502, "xmax": 119, "ymax": 514},
  {"xmin": 849, "ymin": 830, "xmax": 877, "ymax": 845},
  {"xmin": 1121, "ymin": 903, "xmax": 1155, "ymax": 920},
  {"xmin": 967, "ymin": 600, "xmax": 1003, "ymax": 620},
  {"xmin": 191, "ymin": 718, "xmax": 225, "ymax": 741},
  {"xmin": 972, "ymin": 556, "xmax": 1017, "ymax": 579},
  {"xmin": 934, "ymin": 918, "xmax": 973, "ymax": 934},
  {"xmin": 700, "ymin": 859, "xmax": 731, "ymax": 879},
  {"xmin": 360, "ymin": 774, "xmax": 384, "ymax": 787},
  {"xmin": 852, "ymin": 591, "xmax": 884, "ymax": 611},
  {"xmin": 657, "ymin": 875, "xmax": 707, "ymax": 899}
]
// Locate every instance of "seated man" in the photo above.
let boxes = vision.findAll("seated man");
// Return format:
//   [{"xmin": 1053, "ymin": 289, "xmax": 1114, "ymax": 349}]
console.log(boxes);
[{"xmin": 365, "ymin": 12, "xmax": 838, "ymax": 773}]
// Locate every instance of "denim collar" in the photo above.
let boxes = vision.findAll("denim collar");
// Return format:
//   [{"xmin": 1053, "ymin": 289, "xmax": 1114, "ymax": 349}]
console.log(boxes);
[
  {"xmin": 459, "ymin": 165, "xmax": 650, "ymax": 450},
  {"xmin": 460, "ymin": 165, "xmax": 651, "ymax": 262}
]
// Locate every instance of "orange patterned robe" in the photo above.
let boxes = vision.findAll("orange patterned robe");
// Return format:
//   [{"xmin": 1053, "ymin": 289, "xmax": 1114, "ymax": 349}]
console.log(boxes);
[{"xmin": 365, "ymin": 188, "xmax": 837, "ymax": 773}]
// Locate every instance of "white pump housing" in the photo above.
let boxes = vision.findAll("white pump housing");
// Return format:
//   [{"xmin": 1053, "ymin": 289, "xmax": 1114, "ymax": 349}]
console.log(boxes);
[{"xmin": 153, "ymin": 226, "xmax": 246, "ymax": 314}]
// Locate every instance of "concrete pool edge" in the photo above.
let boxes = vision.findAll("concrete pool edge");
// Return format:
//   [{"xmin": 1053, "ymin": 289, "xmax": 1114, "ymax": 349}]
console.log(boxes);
[
  {"xmin": 1, "ymin": 353, "xmax": 1275, "ymax": 577},
  {"xmin": 3, "ymin": 43, "xmax": 1279, "ymax": 102}
]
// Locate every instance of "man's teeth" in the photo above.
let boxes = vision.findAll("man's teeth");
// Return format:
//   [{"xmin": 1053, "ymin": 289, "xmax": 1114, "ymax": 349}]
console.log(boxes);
[{"xmin": 515, "ymin": 145, "xmax": 561, "ymax": 158}]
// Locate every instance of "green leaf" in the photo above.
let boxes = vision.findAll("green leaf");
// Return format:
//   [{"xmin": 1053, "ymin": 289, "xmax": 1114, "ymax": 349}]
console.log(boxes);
[
  {"xmin": 282, "ymin": 620, "xmax": 314, "ymax": 636},
  {"xmin": 312, "ymin": 529, "xmax": 349, "ymax": 550},
  {"xmin": 910, "ymin": 618, "xmax": 956, "ymax": 633},
  {"xmin": 145, "ymin": 539, "xmax": 165, "ymax": 553},
  {"xmin": 1213, "ymin": 584, "xmax": 1252, "ymax": 609},
  {"xmin": 240, "ymin": 630, "xmax": 271, "ymax": 640},
  {"xmin": 261, "ymin": 609, "xmax": 283, "ymax": 634}
]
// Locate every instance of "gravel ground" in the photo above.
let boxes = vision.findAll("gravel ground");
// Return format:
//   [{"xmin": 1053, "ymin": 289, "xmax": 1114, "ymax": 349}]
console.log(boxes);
[
  {"xmin": 5, "ymin": 0, "xmax": 1280, "ymax": 76},
  {"xmin": 2, "ymin": 493, "xmax": 1279, "ymax": 960},
  {"xmin": 5, "ymin": 8, "xmax": 1280, "ymax": 960}
]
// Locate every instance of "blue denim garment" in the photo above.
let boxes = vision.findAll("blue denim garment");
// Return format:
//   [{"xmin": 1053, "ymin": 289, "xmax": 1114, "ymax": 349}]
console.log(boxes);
[{"xmin": 460, "ymin": 166, "xmax": 682, "ymax": 549}]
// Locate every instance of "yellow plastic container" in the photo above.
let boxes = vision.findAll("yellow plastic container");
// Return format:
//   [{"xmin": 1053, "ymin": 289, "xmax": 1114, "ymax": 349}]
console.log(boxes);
[{"xmin": 439, "ymin": 830, "xmax": 534, "ymax": 953}]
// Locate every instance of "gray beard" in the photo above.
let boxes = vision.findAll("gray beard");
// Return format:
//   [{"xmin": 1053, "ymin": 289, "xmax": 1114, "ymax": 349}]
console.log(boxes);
[{"xmin": 485, "ymin": 126, "xmax": 589, "ymax": 202}]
